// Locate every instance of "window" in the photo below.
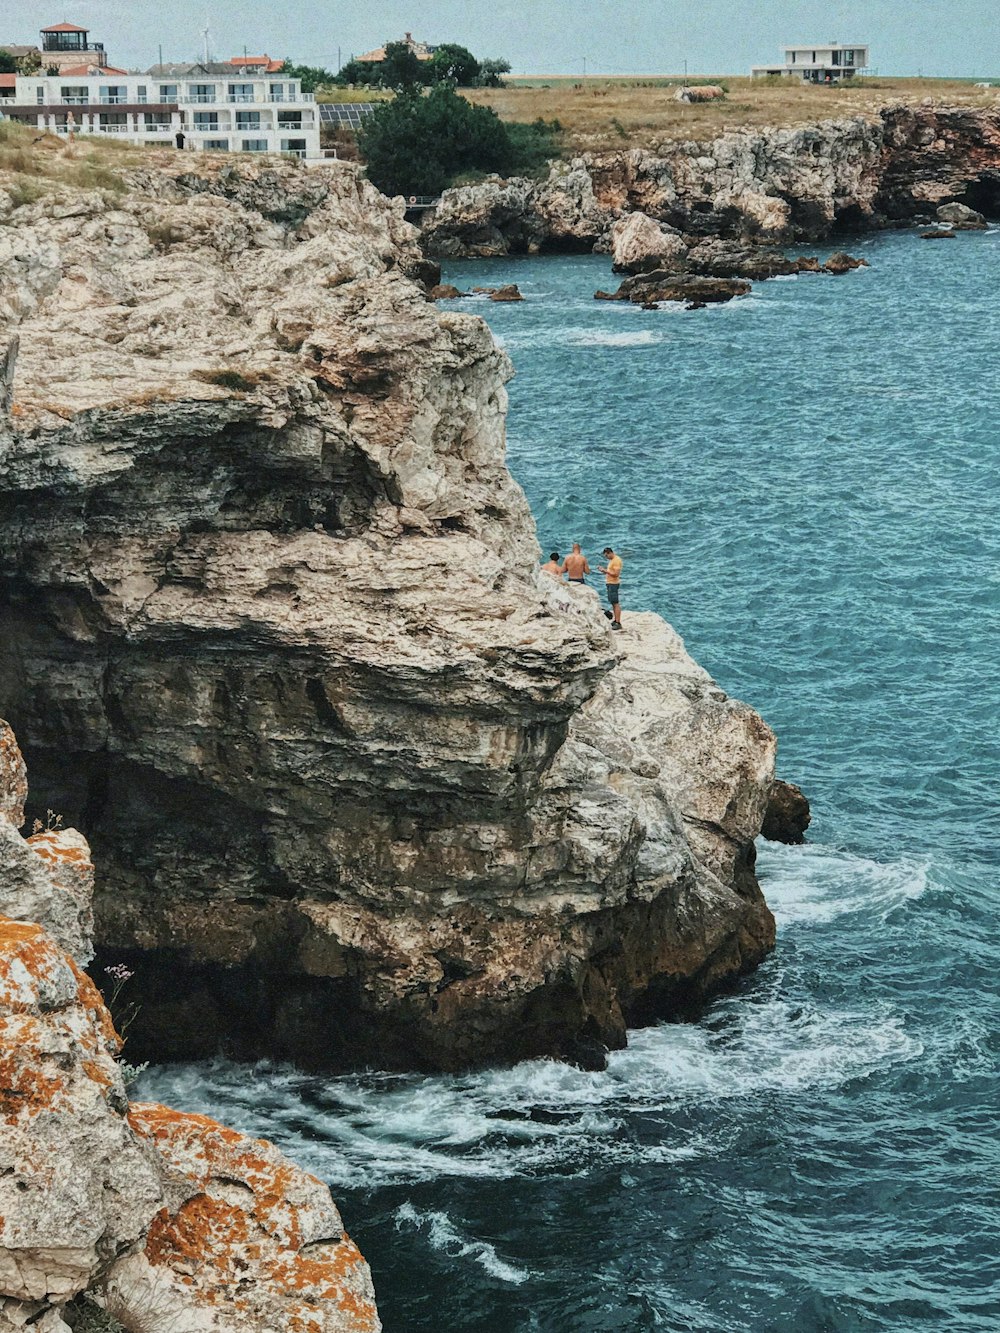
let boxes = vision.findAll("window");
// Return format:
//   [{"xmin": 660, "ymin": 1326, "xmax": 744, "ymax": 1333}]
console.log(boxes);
[
  {"xmin": 204, "ymin": 138, "xmax": 229, "ymax": 150},
  {"xmin": 228, "ymin": 82, "xmax": 254, "ymax": 102},
  {"xmin": 193, "ymin": 111, "xmax": 219, "ymax": 130},
  {"xmin": 98, "ymin": 112, "xmax": 128, "ymax": 131},
  {"xmin": 269, "ymin": 82, "xmax": 287, "ymax": 101},
  {"xmin": 241, "ymin": 137, "xmax": 267, "ymax": 152},
  {"xmin": 280, "ymin": 137, "xmax": 306, "ymax": 157},
  {"xmin": 136, "ymin": 84, "xmax": 147, "ymax": 103},
  {"xmin": 144, "ymin": 113, "xmax": 171, "ymax": 129},
  {"xmin": 159, "ymin": 84, "xmax": 178, "ymax": 101},
  {"xmin": 277, "ymin": 110, "xmax": 301, "ymax": 129},
  {"xmin": 236, "ymin": 110, "xmax": 261, "ymax": 128},
  {"xmin": 190, "ymin": 83, "xmax": 216, "ymax": 103},
  {"xmin": 36, "ymin": 86, "xmax": 46, "ymax": 104},
  {"xmin": 100, "ymin": 84, "xmax": 128, "ymax": 104},
  {"xmin": 60, "ymin": 85, "xmax": 88, "ymax": 104}
]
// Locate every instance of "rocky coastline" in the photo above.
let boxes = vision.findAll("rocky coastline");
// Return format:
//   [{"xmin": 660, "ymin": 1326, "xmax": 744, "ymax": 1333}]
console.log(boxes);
[
  {"xmin": 0, "ymin": 721, "xmax": 380, "ymax": 1333},
  {"xmin": 0, "ymin": 147, "xmax": 790, "ymax": 1076},
  {"xmin": 418, "ymin": 103, "xmax": 1000, "ymax": 258}
]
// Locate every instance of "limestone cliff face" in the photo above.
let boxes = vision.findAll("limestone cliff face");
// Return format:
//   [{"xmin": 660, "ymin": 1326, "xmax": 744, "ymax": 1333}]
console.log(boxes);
[
  {"xmin": 0, "ymin": 721, "xmax": 380, "ymax": 1332},
  {"xmin": 0, "ymin": 148, "xmax": 775, "ymax": 1073},
  {"xmin": 420, "ymin": 103, "xmax": 1000, "ymax": 256}
]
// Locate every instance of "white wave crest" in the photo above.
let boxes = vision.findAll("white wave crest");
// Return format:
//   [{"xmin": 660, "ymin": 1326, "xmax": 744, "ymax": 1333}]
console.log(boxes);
[
  {"xmin": 563, "ymin": 329, "xmax": 664, "ymax": 347},
  {"xmin": 758, "ymin": 841, "xmax": 928, "ymax": 927},
  {"xmin": 394, "ymin": 1202, "xmax": 533, "ymax": 1283}
]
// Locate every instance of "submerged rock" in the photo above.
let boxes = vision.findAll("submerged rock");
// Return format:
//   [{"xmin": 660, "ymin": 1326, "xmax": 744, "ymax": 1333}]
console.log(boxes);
[
  {"xmin": 919, "ymin": 229, "xmax": 956, "ymax": 239},
  {"xmin": 599, "ymin": 270, "xmax": 752, "ymax": 305},
  {"xmin": 823, "ymin": 251, "xmax": 869, "ymax": 273},
  {"xmin": 428, "ymin": 282, "xmax": 468, "ymax": 299}
]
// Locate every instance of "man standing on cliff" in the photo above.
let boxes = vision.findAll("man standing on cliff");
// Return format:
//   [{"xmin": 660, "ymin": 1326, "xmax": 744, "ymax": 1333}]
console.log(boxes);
[
  {"xmin": 601, "ymin": 546, "xmax": 623, "ymax": 630},
  {"xmin": 562, "ymin": 543, "xmax": 590, "ymax": 583}
]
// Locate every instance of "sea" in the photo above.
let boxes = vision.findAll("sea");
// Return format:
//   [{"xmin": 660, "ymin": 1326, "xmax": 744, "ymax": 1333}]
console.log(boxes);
[{"xmin": 139, "ymin": 234, "xmax": 1000, "ymax": 1331}]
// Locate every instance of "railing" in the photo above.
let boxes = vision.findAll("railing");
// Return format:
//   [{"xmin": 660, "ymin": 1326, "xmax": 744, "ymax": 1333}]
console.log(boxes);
[
  {"xmin": 228, "ymin": 94, "xmax": 255, "ymax": 103},
  {"xmin": 193, "ymin": 121, "xmax": 221, "ymax": 131},
  {"xmin": 98, "ymin": 95, "xmax": 129, "ymax": 105},
  {"xmin": 60, "ymin": 96, "xmax": 88, "ymax": 104},
  {"xmin": 277, "ymin": 120, "xmax": 302, "ymax": 130},
  {"xmin": 97, "ymin": 123, "xmax": 130, "ymax": 133},
  {"xmin": 181, "ymin": 94, "xmax": 217, "ymax": 103}
]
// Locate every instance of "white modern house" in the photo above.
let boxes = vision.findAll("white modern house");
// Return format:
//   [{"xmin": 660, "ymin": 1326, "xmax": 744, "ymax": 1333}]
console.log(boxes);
[
  {"xmin": 751, "ymin": 44, "xmax": 870, "ymax": 83},
  {"xmin": 2, "ymin": 64, "xmax": 321, "ymax": 158}
]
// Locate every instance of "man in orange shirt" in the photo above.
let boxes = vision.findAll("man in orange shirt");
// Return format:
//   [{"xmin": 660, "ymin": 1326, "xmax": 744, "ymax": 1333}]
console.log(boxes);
[{"xmin": 601, "ymin": 546, "xmax": 623, "ymax": 630}]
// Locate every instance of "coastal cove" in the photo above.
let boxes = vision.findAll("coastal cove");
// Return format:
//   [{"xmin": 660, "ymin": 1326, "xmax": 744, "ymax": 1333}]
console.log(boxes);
[{"xmin": 141, "ymin": 234, "xmax": 1000, "ymax": 1331}]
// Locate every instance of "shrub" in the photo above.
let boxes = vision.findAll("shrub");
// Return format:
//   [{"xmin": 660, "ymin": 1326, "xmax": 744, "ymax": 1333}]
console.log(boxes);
[{"xmin": 359, "ymin": 86, "xmax": 561, "ymax": 196}]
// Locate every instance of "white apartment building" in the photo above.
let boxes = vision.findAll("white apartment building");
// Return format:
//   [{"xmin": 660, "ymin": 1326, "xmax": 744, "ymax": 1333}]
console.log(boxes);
[
  {"xmin": 3, "ymin": 64, "xmax": 320, "ymax": 158},
  {"xmin": 751, "ymin": 44, "xmax": 870, "ymax": 83}
]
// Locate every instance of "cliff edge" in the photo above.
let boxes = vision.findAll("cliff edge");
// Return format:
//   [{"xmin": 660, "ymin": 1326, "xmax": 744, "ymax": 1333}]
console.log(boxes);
[{"xmin": 0, "ymin": 145, "xmax": 776, "ymax": 1072}]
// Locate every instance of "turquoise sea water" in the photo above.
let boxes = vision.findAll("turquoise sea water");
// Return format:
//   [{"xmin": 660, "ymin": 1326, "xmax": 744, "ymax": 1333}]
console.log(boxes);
[{"xmin": 142, "ymin": 236, "xmax": 1000, "ymax": 1331}]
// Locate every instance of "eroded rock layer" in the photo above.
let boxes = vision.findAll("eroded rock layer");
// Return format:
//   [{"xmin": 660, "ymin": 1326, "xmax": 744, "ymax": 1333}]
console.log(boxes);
[
  {"xmin": 420, "ymin": 103, "xmax": 1000, "ymax": 256},
  {"xmin": 0, "ymin": 149, "xmax": 776, "ymax": 1073}
]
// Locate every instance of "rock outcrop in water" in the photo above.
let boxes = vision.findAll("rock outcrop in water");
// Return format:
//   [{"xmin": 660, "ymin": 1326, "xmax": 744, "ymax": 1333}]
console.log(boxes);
[
  {"xmin": 0, "ymin": 147, "xmax": 777, "ymax": 1075},
  {"xmin": 0, "ymin": 722, "xmax": 380, "ymax": 1331},
  {"xmin": 420, "ymin": 103, "xmax": 1000, "ymax": 257}
]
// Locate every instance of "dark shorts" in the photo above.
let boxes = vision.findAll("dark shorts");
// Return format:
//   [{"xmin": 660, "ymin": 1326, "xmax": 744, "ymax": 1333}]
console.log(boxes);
[
  {"xmin": 606, "ymin": 583, "xmax": 620, "ymax": 605},
  {"xmin": 568, "ymin": 577, "xmax": 586, "ymax": 583}
]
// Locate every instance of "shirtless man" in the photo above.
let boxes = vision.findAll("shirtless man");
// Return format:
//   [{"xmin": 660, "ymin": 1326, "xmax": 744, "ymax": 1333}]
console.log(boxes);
[
  {"xmin": 600, "ymin": 545, "xmax": 623, "ymax": 629},
  {"xmin": 541, "ymin": 551, "xmax": 564, "ymax": 579},
  {"xmin": 562, "ymin": 543, "xmax": 590, "ymax": 583}
]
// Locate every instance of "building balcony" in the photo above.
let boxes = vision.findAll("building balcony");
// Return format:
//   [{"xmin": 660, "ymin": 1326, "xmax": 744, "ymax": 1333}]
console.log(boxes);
[
  {"xmin": 59, "ymin": 96, "xmax": 89, "ymax": 104},
  {"xmin": 228, "ymin": 94, "xmax": 255, "ymax": 103},
  {"xmin": 181, "ymin": 94, "xmax": 218, "ymax": 103},
  {"xmin": 97, "ymin": 123, "xmax": 131, "ymax": 133},
  {"xmin": 99, "ymin": 96, "xmax": 129, "ymax": 105}
]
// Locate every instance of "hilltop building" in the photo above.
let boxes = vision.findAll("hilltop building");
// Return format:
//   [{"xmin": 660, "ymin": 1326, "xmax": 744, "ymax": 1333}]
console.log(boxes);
[
  {"xmin": 1, "ymin": 22, "xmax": 114, "ymax": 72},
  {"xmin": 751, "ymin": 43, "xmax": 869, "ymax": 83},
  {"xmin": 229, "ymin": 54, "xmax": 285, "ymax": 74},
  {"xmin": 356, "ymin": 32, "xmax": 436, "ymax": 64},
  {"xmin": 3, "ymin": 65, "xmax": 320, "ymax": 158}
]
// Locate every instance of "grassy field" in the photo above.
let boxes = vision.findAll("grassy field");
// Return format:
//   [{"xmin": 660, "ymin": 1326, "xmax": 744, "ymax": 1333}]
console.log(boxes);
[{"xmin": 465, "ymin": 75, "xmax": 1000, "ymax": 152}]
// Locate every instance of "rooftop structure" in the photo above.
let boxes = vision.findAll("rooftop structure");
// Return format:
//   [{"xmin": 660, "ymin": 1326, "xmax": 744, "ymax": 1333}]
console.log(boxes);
[
  {"xmin": 3, "ymin": 68, "xmax": 321, "ymax": 158},
  {"xmin": 229, "ymin": 54, "xmax": 285, "ymax": 73},
  {"xmin": 751, "ymin": 43, "xmax": 869, "ymax": 83},
  {"xmin": 357, "ymin": 32, "xmax": 436, "ymax": 64}
]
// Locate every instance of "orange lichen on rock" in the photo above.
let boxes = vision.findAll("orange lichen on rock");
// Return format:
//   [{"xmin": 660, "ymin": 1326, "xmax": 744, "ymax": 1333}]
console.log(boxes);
[
  {"xmin": 26, "ymin": 830, "xmax": 93, "ymax": 867},
  {"xmin": 119, "ymin": 1102, "xmax": 381, "ymax": 1330},
  {"xmin": 0, "ymin": 1031, "xmax": 68, "ymax": 1123}
]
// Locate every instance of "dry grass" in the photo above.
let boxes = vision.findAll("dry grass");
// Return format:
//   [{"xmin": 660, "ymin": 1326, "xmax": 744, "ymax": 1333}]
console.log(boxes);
[
  {"xmin": 0, "ymin": 120, "xmax": 160, "ymax": 200},
  {"xmin": 464, "ymin": 76, "xmax": 1000, "ymax": 152}
]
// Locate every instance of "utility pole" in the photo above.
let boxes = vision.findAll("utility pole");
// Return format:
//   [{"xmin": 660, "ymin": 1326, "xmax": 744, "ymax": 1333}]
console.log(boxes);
[
  {"xmin": 684, "ymin": 57, "xmax": 688, "ymax": 77},
  {"xmin": 337, "ymin": 45, "xmax": 342, "ymax": 72},
  {"xmin": 158, "ymin": 42, "xmax": 163, "ymax": 69},
  {"xmin": 583, "ymin": 55, "xmax": 587, "ymax": 77}
]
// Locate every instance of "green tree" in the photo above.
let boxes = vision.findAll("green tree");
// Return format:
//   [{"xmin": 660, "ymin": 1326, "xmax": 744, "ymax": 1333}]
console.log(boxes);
[
  {"xmin": 476, "ymin": 57, "xmax": 511, "ymax": 87},
  {"xmin": 0, "ymin": 51, "xmax": 18, "ymax": 74},
  {"xmin": 280, "ymin": 60, "xmax": 336, "ymax": 93},
  {"xmin": 359, "ymin": 83, "xmax": 545, "ymax": 198},
  {"xmin": 380, "ymin": 41, "xmax": 428, "ymax": 89},
  {"xmin": 429, "ymin": 43, "xmax": 480, "ymax": 86},
  {"xmin": 335, "ymin": 57, "xmax": 380, "ymax": 86}
]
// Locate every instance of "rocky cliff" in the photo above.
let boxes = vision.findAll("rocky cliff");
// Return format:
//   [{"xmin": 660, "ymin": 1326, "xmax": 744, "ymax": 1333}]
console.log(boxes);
[
  {"xmin": 0, "ymin": 721, "xmax": 379, "ymax": 1333},
  {"xmin": 0, "ymin": 144, "xmax": 777, "ymax": 1074},
  {"xmin": 420, "ymin": 102, "xmax": 1000, "ymax": 256}
]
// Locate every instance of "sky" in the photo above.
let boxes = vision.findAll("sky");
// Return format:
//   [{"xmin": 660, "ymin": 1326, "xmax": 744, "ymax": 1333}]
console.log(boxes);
[{"xmin": 3, "ymin": 0, "xmax": 999, "ymax": 78}]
